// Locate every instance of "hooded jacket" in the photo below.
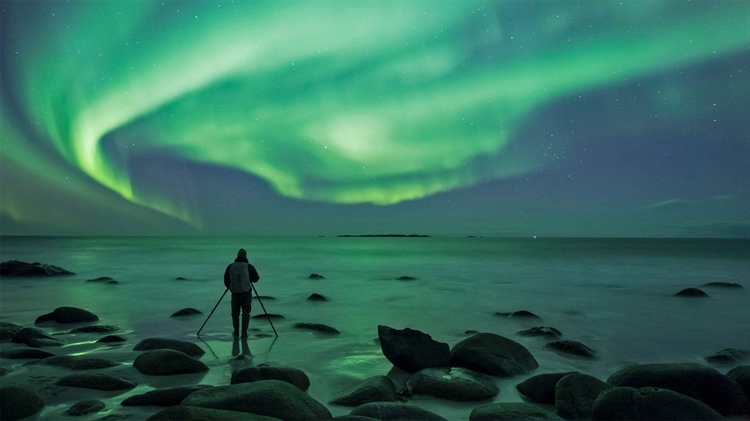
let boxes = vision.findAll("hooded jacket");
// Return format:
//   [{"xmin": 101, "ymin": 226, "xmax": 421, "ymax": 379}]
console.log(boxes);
[{"xmin": 224, "ymin": 256, "xmax": 260, "ymax": 293}]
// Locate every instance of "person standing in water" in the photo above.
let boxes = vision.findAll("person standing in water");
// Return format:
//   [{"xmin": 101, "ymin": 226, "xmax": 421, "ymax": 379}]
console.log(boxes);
[{"xmin": 224, "ymin": 248, "xmax": 260, "ymax": 338}]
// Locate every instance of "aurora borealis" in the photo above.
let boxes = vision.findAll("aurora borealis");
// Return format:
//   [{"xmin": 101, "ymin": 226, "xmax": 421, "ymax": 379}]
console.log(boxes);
[{"xmin": 1, "ymin": 1, "xmax": 749, "ymax": 236}]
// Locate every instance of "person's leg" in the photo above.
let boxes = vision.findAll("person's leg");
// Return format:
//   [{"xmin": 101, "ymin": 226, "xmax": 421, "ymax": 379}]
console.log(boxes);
[
  {"xmin": 230, "ymin": 293, "xmax": 241, "ymax": 336},
  {"xmin": 240, "ymin": 292, "xmax": 252, "ymax": 338}
]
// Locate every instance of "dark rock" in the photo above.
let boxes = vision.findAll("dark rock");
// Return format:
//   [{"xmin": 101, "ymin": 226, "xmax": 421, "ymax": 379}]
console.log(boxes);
[
  {"xmin": 464, "ymin": 330, "xmax": 480, "ymax": 335},
  {"xmin": 55, "ymin": 373, "xmax": 136, "ymax": 391},
  {"xmin": 554, "ymin": 373, "xmax": 612, "ymax": 420},
  {"xmin": 148, "ymin": 406, "xmax": 281, "ymax": 421},
  {"xmin": 406, "ymin": 366, "xmax": 499, "ymax": 401},
  {"xmin": 67, "ymin": 399, "xmax": 105, "ymax": 416},
  {"xmin": 727, "ymin": 366, "xmax": 750, "ymax": 402},
  {"xmin": 397, "ymin": 276, "xmax": 416, "ymax": 281},
  {"xmin": 0, "ymin": 322, "xmax": 23, "ymax": 341},
  {"xmin": 231, "ymin": 362, "xmax": 310, "ymax": 391},
  {"xmin": 171, "ymin": 308, "xmax": 203, "ymax": 317},
  {"xmin": 0, "ymin": 386, "xmax": 45, "ymax": 420},
  {"xmin": 174, "ymin": 277, "xmax": 189, "ymax": 280},
  {"xmin": 309, "ymin": 273, "xmax": 325, "ymax": 279},
  {"xmin": 705, "ymin": 348, "xmax": 750, "ymax": 364},
  {"xmin": 517, "ymin": 326, "xmax": 562, "ymax": 339},
  {"xmin": 377, "ymin": 325, "xmax": 451, "ymax": 373},
  {"xmin": 34, "ymin": 306, "xmax": 99, "ymax": 324},
  {"xmin": 134, "ymin": 349, "xmax": 209, "ymax": 376},
  {"xmin": 0, "ymin": 260, "xmax": 75, "ymax": 277},
  {"xmin": 470, "ymin": 402, "xmax": 562, "ymax": 421},
  {"xmin": 495, "ymin": 310, "xmax": 542, "ymax": 320},
  {"xmin": 591, "ymin": 386, "xmax": 723, "ymax": 421},
  {"xmin": 252, "ymin": 313, "xmax": 285, "ymax": 320},
  {"xmin": 181, "ymin": 379, "xmax": 332, "ymax": 420},
  {"xmin": 675, "ymin": 288, "xmax": 709, "ymax": 297},
  {"xmin": 349, "ymin": 402, "xmax": 447, "ymax": 421},
  {"xmin": 294, "ymin": 323, "xmax": 340, "ymax": 334},
  {"xmin": 607, "ymin": 362, "xmax": 750, "ymax": 417},
  {"xmin": 69, "ymin": 325, "xmax": 118, "ymax": 333},
  {"xmin": 545, "ymin": 340, "xmax": 596, "ymax": 358},
  {"xmin": 122, "ymin": 385, "xmax": 214, "ymax": 407},
  {"xmin": 1, "ymin": 347, "xmax": 57, "ymax": 360},
  {"xmin": 450, "ymin": 332, "xmax": 538, "ymax": 376},
  {"xmin": 329, "ymin": 375, "xmax": 396, "ymax": 406},
  {"xmin": 98, "ymin": 335, "xmax": 127, "ymax": 343},
  {"xmin": 37, "ymin": 355, "xmax": 119, "ymax": 370},
  {"xmin": 86, "ymin": 276, "xmax": 114, "ymax": 283},
  {"xmin": 516, "ymin": 372, "xmax": 577, "ymax": 404},
  {"xmin": 0, "ymin": 367, "xmax": 11, "ymax": 376},
  {"xmin": 11, "ymin": 327, "xmax": 65, "ymax": 347},
  {"xmin": 703, "ymin": 281, "xmax": 743, "ymax": 288},
  {"xmin": 133, "ymin": 337, "xmax": 205, "ymax": 357},
  {"xmin": 307, "ymin": 293, "xmax": 328, "ymax": 301}
]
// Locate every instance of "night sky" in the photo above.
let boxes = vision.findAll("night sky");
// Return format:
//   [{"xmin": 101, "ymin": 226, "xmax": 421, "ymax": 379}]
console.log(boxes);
[{"xmin": 1, "ymin": 1, "xmax": 748, "ymax": 237}]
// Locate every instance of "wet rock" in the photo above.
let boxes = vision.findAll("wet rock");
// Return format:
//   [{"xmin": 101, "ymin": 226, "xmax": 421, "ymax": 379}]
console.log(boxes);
[
  {"xmin": 378, "ymin": 325, "xmax": 451, "ymax": 372},
  {"xmin": 148, "ymin": 406, "xmax": 281, "ymax": 421},
  {"xmin": 554, "ymin": 373, "xmax": 612, "ymax": 420},
  {"xmin": 329, "ymin": 375, "xmax": 396, "ymax": 406},
  {"xmin": 0, "ymin": 260, "xmax": 75, "ymax": 277},
  {"xmin": 495, "ymin": 310, "xmax": 542, "ymax": 320},
  {"xmin": 69, "ymin": 325, "xmax": 118, "ymax": 333},
  {"xmin": 98, "ymin": 335, "xmax": 127, "ymax": 343},
  {"xmin": 134, "ymin": 349, "xmax": 209, "ymax": 376},
  {"xmin": 470, "ymin": 402, "xmax": 562, "ymax": 421},
  {"xmin": 675, "ymin": 288, "xmax": 709, "ymax": 297},
  {"xmin": 181, "ymin": 379, "xmax": 331, "ymax": 420},
  {"xmin": 397, "ymin": 276, "xmax": 416, "ymax": 281},
  {"xmin": 0, "ymin": 347, "xmax": 57, "ymax": 360},
  {"xmin": 728, "ymin": 365, "xmax": 750, "ymax": 400},
  {"xmin": 67, "ymin": 399, "xmax": 105, "ymax": 416},
  {"xmin": 307, "ymin": 293, "xmax": 328, "ymax": 301},
  {"xmin": 133, "ymin": 337, "xmax": 205, "ymax": 357},
  {"xmin": 309, "ymin": 273, "xmax": 325, "ymax": 279},
  {"xmin": 607, "ymin": 362, "xmax": 750, "ymax": 417},
  {"xmin": 705, "ymin": 348, "xmax": 750, "ymax": 364},
  {"xmin": 34, "ymin": 306, "xmax": 99, "ymax": 324},
  {"xmin": 516, "ymin": 372, "xmax": 578, "ymax": 404},
  {"xmin": 0, "ymin": 386, "xmax": 45, "ymax": 420},
  {"xmin": 170, "ymin": 308, "xmax": 203, "ymax": 317},
  {"xmin": 517, "ymin": 326, "xmax": 562, "ymax": 339},
  {"xmin": 545, "ymin": 340, "xmax": 596, "ymax": 358},
  {"xmin": 252, "ymin": 313, "xmax": 285, "ymax": 320},
  {"xmin": 294, "ymin": 323, "xmax": 340, "ymax": 334},
  {"xmin": 406, "ymin": 366, "xmax": 499, "ymax": 401},
  {"xmin": 0, "ymin": 367, "xmax": 11, "ymax": 376},
  {"xmin": 86, "ymin": 276, "xmax": 115, "ymax": 283},
  {"xmin": 349, "ymin": 402, "xmax": 447, "ymax": 421},
  {"xmin": 174, "ymin": 277, "xmax": 189, "ymax": 281},
  {"xmin": 55, "ymin": 373, "xmax": 136, "ymax": 391},
  {"xmin": 0, "ymin": 322, "xmax": 23, "ymax": 341},
  {"xmin": 231, "ymin": 362, "xmax": 310, "ymax": 391},
  {"xmin": 450, "ymin": 332, "xmax": 538, "ymax": 376},
  {"xmin": 591, "ymin": 386, "xmax": 723, "ymax": 421},
  {"xmin": 122, "ymin": 385, "xmax": 214, "ymax": 407},
  {"xmin": 37, "ymin": 355, "xmax": 119, "ymax": 370},
  {"xmin": 702, "ymin": 281, "xmax": 743, "ymax": 288},
  {"xmin": 11, "ymin": 327, "xmax": 65, "ymax": 347}
]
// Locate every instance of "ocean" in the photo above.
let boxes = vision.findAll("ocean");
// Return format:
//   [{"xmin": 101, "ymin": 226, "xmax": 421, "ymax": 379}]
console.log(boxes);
[{"xmin": 1, "ymin": 236, "xmax": 748, "ymax": 419}]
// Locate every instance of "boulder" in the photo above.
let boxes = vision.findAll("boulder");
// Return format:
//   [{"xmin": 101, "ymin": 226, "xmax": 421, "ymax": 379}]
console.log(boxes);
[
  {"xmin": 705, "ymin": 348, "xmax": 750, "ymax": 364},
  {"xmin": 231, "ymin": 363, "xmax": 310, "ymax": 391},
  {"xmin": 11, "ymin": 327, "xmax": 65, "ymax": 347},
  {"xmin": 0, "ymin": 367, "xmax": 11, "ymax": 376},
  {"xmin": 309, "ymin": 273, "xmax": 325, "ymax": 279},
  {"xmin": 554, "ymin": 373, "xmax": 612, "ymax": 420},
  {"xmin": 607, "ymin": 362, "xmax": 750, "ymax": 417},
  {"xmin": 148, "ymin": 406, "xmax": 281, "ymax": 421},
  {"xmin": 517, "ymin": 326, "xmax": 562, "ymax": 339},
  {"xmin": 0, "ymin": 322, "xmax": 23, "ymax": 341},
  {"xmin": 181, "ymin": 380, "xmax": 332, "ymax": 420},
  {"xmin": 35, "ymin": 306, "xmax": 99, "ymax": 324},
  {"xmin": 175, "ymin": 277, "xmax": 189, "ymax": 280},
  {"xmin": 252, "ymin": 314, "xmax": 285, "ymax": 320},
  {"xmin": 37, "ymin": 355, "xmax": 119, "ymax": 370},
  {"xmin": 67, "ymin": 399, "xmax": 105, "ymax": 416},
  {"xmin": 545, "ymin": 340, "xmax": 596, "ymax": 358},
  {"xmin": 55, "ymin": 373, "xmax": 136, "ymax": 391},
  {"xmin": 122, "ymin": 385, "xmax": 214, "ymax": 406},
  {"xmin": 495, "ymin": 310, "xmax": 542, "ymax": 320},
  {"xmin": 171, "ymin": 308, "xmax": 203, "ymax": 317},
  {"xmin": 397, "ymin": 276, "xmax": 416, "ymax": 281},
  {"xmin": 329, "ymin": 376, "xmax": 396, "ymax": 406},
  {"xmin": 0, "ymin": 260, "xmax": 74, "ymax": 277},
  {"xmin": 69, "ymin": 325, "xmax": 118, "ymax": 333},
  {"xmin": 450, "ymin": 333, "xmax": 538, "ymax": 376},
  {"xmin": 294, "ymin": 323, "xmax": 340, "ymax": 334},
  {"xmin": 377, "ymin": 325, "xmax": 451, "ymax": 372},
  {"xmin": 470, "ymin": 402, "xmax": 562, "ymax": 421},
  {"xmin": 0, "ymin": 386, "xmax": 45, "ymax": 420},
  {"xmin": 591, "ymin": 386, "xmax": 723, "ymax": 421},
  {"xmin": 134, "ymin": 349, "xmax": 209, "ymax": 376},
  {"xmin": 86, "ymin": 276, "xmax": 115, "ymax": 283},
  {"xmin": 406, "ymin": 366, "xmax": 499, "ymax": 401},
  {"xmin": 675, "ymin": 288, "xmax": 709, "ymax": 297},
  {"xmin": 133, "ymin": 338, "xmax": 205, "ymax": 357},
  {"xmin": 702, "ymin": 282, "xmax": 742, "ymax": 288},
  {"xmin": 307, "ymin": 293, "xmax": 328, "ymax": 301},
  {"xmin": 727, "ymin": 366, "xmax": 750, "ymax": 402},
  {"xmin": 98, "ymin": 335, "xmax": 127, "ymax": 343},
  {"xmin": 0, "ymin": 347, "xmax": 57, "ymax": 360},
  {"xmin": 516, "ymin": 372, "xmax": 578, "ymax": 404},
  {"xmin": 349, "ymin": 402, "xmax": 447, "ymax": 421}
]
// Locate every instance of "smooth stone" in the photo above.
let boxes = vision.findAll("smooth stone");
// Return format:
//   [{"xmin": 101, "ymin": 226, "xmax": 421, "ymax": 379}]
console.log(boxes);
[
  {"xmin": 516, "ymin": 372, "xmax": 578, "ymax": 404},
  {"xmin": 554, "ymin": 373, "xmax": 612, "ymax": 420},
  {"xmin": 495, "ymin": 310, "xmax": 542, "ymax": 320},
  {"xmin": 148, "ymin": 406, "xmax": 281, "ymax": 421},
  {"xmin": 0, "ymin": 366, "xmax": 11, "ymax": 376},
  {"xmin": 122, "ymin": 385, "xmax": 214, "ymax": 407},
  {"xmin": 37, "ymin": 355, "xmax": 119, "ymax": 370},
  {"xmin": 252, "ymin": 313, "xmax": 285, "ymax": 319},
  {"xmin": 133, "ymin": 337, "xmax": 205, "ymax": 357},
  {"xmin": 377, "ymin": 325, "xmax": 451, "ymax": 372},
  {"xmin": 69, "ymin": 325, "xmax": 118, "ymax": 333},
  {"xmin": 86, "ymin": 276, "xmax": 114, "ymax": 283},
  {"xmin": 55, "ymin": 373, "xmax": 137, "ymax": 391},
  {"xmin": 517, "ymin": 326, "xmax": 562, "ymax": 339},
  {"xmin": 545, "ymin": 340, "xmax": 596, "ymax": 358},
  {"xmin": 309, "ymin": 273, "xmax": 325, "ymax": 279},
  {"xmin": 727, "ymin": 366, "xmax": 750, "ymax": 402},
  {"xmin": 0, "ymin": 322, "xmax": 23, "ymax": 341},
  {"xmin": 329, "ymin": 375, "xmax": 396, "ymax": 406},
  {"xmin": 67, "ymin": 399, "xmax": 105, "ymax": 416},
  {"xmin": 0, "ymin": 386, "xmax": 45, "ymax": 420},
  {"xmin": 181, "ymin": 380, "xmax": 332, "ymax": 420},
  {"xmin": 98, "ymin": 335, "xmax": 127, "ymax": 343},
  {"xmin": 1, "ymin": 347, "xmax": 57, "ymax": 360},
  {"xmin": 35, "ymin": 306, "xmax": 99, "ymax": 324},
  {"xmin": 705, "ymin": 348, "xmax": 750, "ymax": 364},
  {"xmin": 0, "ymin": 260, "xmax": 74, "ymax": 277},
  {"xmin": 349, "ymin": 402, "xmax": 447, "ymax": 421},
  {"xmin": 134, "ymin": 349, "xmax": 209, "ymax": 376},
  {"xmin": 11, "ymin": 327, "xmax": 65, "ymax": 347},
  {"xmin": 470, "ymin": 402, "xmax": 562, "ymax": 421},
  {"xmin": 231, "ymin": 362, "xmax": 310, "ymax": 391},
  {"xmin": 397, "ymin": 276, "xmax": 416, "ymax": 281},
  {"xmin": 171, "ymin": 308, "xmax": 203, "ymax": 317},
  {"xmin": 406, "ymin": 366, "xmax": 499, "ymax": 401},
  {"xmin": 607, "ymin": 362, "xmax": 750, "ymax": 417},
  {"xmin": 675, "ymin": 288, "xmax": 709, "ymax": 297},
  {"xmin": 450, "ymin": 332, "xmax": 538, "ymax": 376},
  {"xmin": 294, "ymin": 323, "xmax": 340, "ymax": 334},
  {"xmin": 307, "ymin": 293, "xmax": 328, "ymax": 301},
  {"xmin": 591, "ymin": 386, "xmax": 723, "ymax": 421},
  {"xmin": 702, "ymin": 281, "xmax": 743, "ymax": 288},
  {"xmin": 174, "ymin": 277, "xmax": 189, "ymax": 280}
]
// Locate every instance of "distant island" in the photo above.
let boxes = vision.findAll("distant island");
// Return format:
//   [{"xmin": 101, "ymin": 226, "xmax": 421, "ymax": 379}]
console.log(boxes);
[{"xmin": 336, "ymin": 234, "xmax": 430, "ymax": 238}]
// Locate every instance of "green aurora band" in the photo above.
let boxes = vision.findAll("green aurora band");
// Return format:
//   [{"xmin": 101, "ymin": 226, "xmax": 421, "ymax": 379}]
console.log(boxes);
[{"xmin": 1, "ymin": 1, "xmax": 749, "ymax": 228}]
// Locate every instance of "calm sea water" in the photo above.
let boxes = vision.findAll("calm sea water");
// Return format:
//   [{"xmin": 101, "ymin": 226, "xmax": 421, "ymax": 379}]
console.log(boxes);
[{"xmin": 1, "ymin": 236, "xmax": 748, "ymax": 418}]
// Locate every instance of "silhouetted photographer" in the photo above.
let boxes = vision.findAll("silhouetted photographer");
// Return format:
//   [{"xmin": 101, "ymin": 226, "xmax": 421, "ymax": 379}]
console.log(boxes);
[{"xmin": 224, "ymin": 248, "xmax": 260, "ymax": 338}]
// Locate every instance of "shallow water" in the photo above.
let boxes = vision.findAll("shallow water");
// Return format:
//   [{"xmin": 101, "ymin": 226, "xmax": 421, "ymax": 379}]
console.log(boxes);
[{"xmin": 1, "ymin": 236, "xmax": 749, "ymax": 419}]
